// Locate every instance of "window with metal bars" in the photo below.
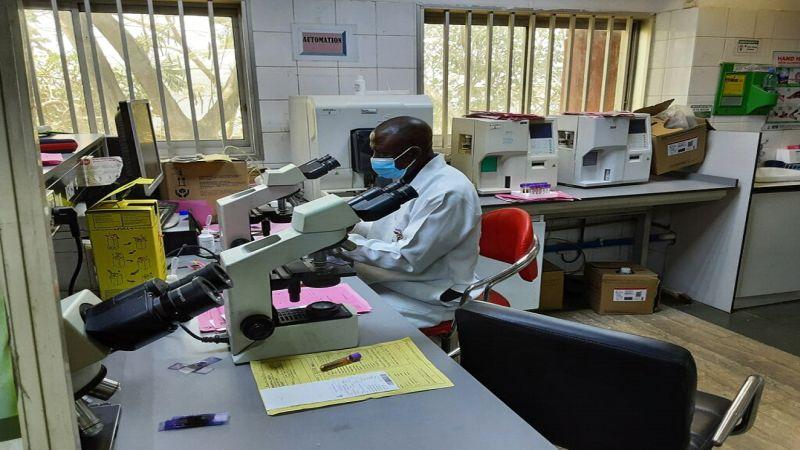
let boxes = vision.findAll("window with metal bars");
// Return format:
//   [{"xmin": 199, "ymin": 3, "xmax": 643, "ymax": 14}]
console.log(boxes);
[
  {"xmin": 422, "ymin": 9, "xmax": 644, "ymax": 148},
  {"xmin": 21, "ymin": 0, "xmax": 252, "ymax": 155}
]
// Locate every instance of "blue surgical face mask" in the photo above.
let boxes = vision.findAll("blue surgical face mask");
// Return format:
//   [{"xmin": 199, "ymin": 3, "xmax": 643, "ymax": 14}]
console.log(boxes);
[{"xmin": 370, "ymin": 147, "xmax": 415, "ymax": 180}]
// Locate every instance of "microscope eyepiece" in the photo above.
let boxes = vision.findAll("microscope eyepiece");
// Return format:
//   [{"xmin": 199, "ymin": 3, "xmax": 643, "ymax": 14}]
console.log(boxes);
[
  {"xmin": 348, "ymin": 183, "xmax": 418, "ymax": 222},
  {"xmin": 299, "ymin": 154, "xmax": 341, "ymax": 180},
  {"xmin": 168, "ymin": 262, "xmax": 232, "ymax": 291},
  {"xmin": 157, "ymin": 277, "xmax": 221, "ymax": 323}
]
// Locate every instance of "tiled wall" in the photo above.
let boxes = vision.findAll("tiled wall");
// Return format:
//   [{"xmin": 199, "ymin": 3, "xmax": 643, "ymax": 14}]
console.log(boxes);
[
  {"xmin": 648, "ymin": 6, "xmax": 800, "ymax": 134},
  {"xmin": 249, "ymin": 0, "xmax": 418, "ymax": 164}
]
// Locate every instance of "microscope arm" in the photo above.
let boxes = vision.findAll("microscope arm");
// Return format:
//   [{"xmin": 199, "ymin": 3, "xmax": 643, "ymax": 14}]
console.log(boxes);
[{"xmin": 217, "ymin": 184, "xmax": 300, "ymax": 250}]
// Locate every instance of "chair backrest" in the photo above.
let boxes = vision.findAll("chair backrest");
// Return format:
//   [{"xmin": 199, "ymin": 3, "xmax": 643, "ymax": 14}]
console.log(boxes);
[
  {"xmin": 479, "ymin": 208, "xmax": 537, "ymax": 281},
  {"xmin": 456, "ymin": 301, "xmax": 698, "ymax": 450}
]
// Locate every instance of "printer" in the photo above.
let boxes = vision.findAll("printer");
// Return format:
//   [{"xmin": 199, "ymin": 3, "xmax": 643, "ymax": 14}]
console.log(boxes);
[
  {"xmin": 289, "ymin": 94, "xmax": 433, "ymax": 199},
  {"xmin": 551, "ymin": 113, "xmax": 652, "ymax": 187},
  {"xmin": 450, "ymin": 116, "xmax": 558, "ymax": 194}
]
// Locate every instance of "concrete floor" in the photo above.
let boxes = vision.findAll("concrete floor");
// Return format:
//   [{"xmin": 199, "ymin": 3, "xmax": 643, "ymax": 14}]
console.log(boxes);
[{"xmin": 665, "ymin": 299, "xmax": 800, "ymax": 358}]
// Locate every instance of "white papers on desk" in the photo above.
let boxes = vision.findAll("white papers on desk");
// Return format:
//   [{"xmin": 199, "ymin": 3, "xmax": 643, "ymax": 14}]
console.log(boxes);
[{"xmin": 259, "ymin": 371, "xmax": 399, "ymax": 411}]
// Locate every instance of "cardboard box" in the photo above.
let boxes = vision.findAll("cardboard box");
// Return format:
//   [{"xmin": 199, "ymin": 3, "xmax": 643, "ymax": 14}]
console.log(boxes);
[
  {"xmin": 159, "ymin": 159, "xmax": 250, "ymax": 218},
  {"xmin": 538, "ymin": 260, "xmax": 564, "ymax": 311},
  {"xmin": 87, "ymin": 180, "xmax": 167, "ymax": 299},
  {"xmin": 636, "ymin": 99, "xmax": 711, "ymax": 175},
  {"xmin": 585, "ymin": 262, "xmax": 659, "ymax": 315}
]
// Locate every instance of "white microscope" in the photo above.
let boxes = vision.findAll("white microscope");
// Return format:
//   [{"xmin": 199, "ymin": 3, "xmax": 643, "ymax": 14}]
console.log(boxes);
[
  {"xmin": 60, "ymin": 264, "xmax": 233, "ymax": 439},
  {"xmin": 450, "ymin": 116, "xmax": 558, "ymax": 194},
  {"xmin": 551, "ymin": 113, "xmax": 652, "ymax": 187},
  {"xmin": 220, "ymin": 182, "xmax": 418, "ymax": 364},
  {"xmin": 216, "ymin": 155, "xmax": 340, "ymax": 250}
]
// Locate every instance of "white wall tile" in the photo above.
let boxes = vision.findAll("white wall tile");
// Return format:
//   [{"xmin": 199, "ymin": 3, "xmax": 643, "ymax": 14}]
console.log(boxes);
[
  {"xmin": 377, "ymin": 35, "xmax": 416, "ymax": 68},
  {"xmin": 671, "ymin": 95, "xmax": 688, "ymax": 106},
  {"xmin": 689, "ymin": 66, "xmax": 721, "ymax": 96},
  {"xmin": 654, "ymin": 11, "xmax": 671, "ymax": 42},
  {"xmin": 338, "ymin": 68, "xmax": 378, "ymax": 94},
  {"xmin": 750, "ymin": 38, "xmax": 774, "ymax": 65},
  {"xmin": 754, "ymin": 10, "xmax": 777, "ymax": 39},
  {"xmin": 262, "ymin": 132, "xmax": 292, "ymax": 164},
  {"xmin": 339, "ymin": 34, "xmax": 377, "ymax": 68},
  {"xmin": 669, "ymin": 8, "xmax": 699, "ymax": 39},
  {"xmin": 297, "ymin": 59, "xmax": 339, "ymax": 68},
  {"xmin": 377, "ymin": 68, "xmax": 416, "ymax": 92},
  {"xmin": 257, "ymin": 67, "xmax": 298, "ymax": 100},
  {"xmin": 666, "ymin": 37, "xmax": 695, "ymax": 68},
  {"xmin": 722, "ymin": 37, "xmax": 756, "ymax": 63},
  {"xmin": 645, "ymin": 95, "xmax": 662, "ymax": 106},
  {"xmin": 662, "ymin": 67, "xmax": 691, "ymax": 96},
  {"xmin": 259, "ymin": 100, "xmax": 290, "ymax": 132},
  {"xmin": 250, "ymin": 0, "xmax": 294, "ymax": 32},
  {"xmin": 376, "ymin": 2, "xmax": 416, "ymax": 36},
  {"xmin": 726, "ymin": 9, "xmax": 755, "ymax": 38},
  {"xmin": 294, "ymin": 0, "xmax": 336, "ymax": 24},
  {"xmin": 650, "ymin": 40, "xmax": 667, "ymax": 69},
  {"xmin": 253, "ymin": 32, "xmax": 294, "ymax": 67},
  {"xmin": 695, "ymin": 7, "xmax": 728, "ymax": 38},
  {"xmin": 687, "ymin": 95, "xmax": 715, "ymax": 107},
  {"xmin": 773, "ymin": 39, "xmax": 800, "ymax": 53},
  {"xmin": 647, "ymin": 68, "xmax": 664, "ymax": 96},
  {"xmin": 693, "ymin": 37, "xmax": 725, "ymax": 67},
  {"xmin": 298, "ymin": 67, "xmax": 340, "ymax": 94},
  {"xmin": 336, "ymin": 0, "xmax": 376, "ymax": 34},
  {"xmin": 773, "ymin": 11, "xmax": 800, "ymax": 40}
]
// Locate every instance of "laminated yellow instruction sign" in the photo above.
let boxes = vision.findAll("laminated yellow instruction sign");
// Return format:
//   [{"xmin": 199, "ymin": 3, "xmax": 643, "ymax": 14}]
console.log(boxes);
[{"xmin": 250, "ymin": 337, "xmax": 453, "ymax": 415}]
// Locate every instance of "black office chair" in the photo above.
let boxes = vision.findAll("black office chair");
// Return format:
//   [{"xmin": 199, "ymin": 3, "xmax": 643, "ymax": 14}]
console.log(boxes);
[{"xmin": 452, "ymin": 301, "xmax": 764, "ymax": 450}]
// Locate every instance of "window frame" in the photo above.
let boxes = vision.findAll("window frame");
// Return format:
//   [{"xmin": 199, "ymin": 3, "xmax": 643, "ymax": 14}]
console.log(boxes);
[
  {"xmin": 21, "ymin": 0, "xmax": 254, "ymax": 157},
  {"xmin": 419, "ymin": 6, "xmax": 651, "ymax": 149}
]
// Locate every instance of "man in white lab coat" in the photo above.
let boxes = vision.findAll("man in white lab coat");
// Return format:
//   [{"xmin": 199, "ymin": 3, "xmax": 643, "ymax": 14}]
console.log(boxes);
[{"xmin": 345, "ymin": 116, "xmax": 482, "ymax": 328}]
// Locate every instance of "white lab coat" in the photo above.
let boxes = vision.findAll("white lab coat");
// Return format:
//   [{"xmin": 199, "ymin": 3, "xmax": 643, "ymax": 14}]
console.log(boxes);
[{"xmin": 346, "ymin": 155, "xmax": 482, "ymax": 328}]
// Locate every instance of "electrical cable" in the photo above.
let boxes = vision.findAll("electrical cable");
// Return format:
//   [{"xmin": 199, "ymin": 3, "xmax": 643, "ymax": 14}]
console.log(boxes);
[
  {"xmin": 544, "ymin": 237, "xmax": 586, "ymax": 275},
  {"xmin": 67, "ymin": 235, "xmax": 83, "ymax": 295},
  {"xmin": 179, "ymin": 323, "xmax": 229, "ymax": 344}
]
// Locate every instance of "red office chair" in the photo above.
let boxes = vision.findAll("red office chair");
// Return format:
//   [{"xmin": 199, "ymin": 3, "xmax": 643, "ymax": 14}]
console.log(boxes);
[{"xmin": 420, "ymin": 208, "xmax": 540, "ymax": 351}]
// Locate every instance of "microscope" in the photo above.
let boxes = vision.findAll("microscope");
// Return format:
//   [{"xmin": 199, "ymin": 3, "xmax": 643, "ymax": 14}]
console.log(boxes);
[
  {"xmin": 220, "ymin": 182, "xmax": 418, "ymax": 364},
  {"xmin": 216, "ymin": 155, "xmax": 341, "ymax": 250},
  {"xmin": 60, "ymin": 263, "xmax": 233, "ymax": 439}
]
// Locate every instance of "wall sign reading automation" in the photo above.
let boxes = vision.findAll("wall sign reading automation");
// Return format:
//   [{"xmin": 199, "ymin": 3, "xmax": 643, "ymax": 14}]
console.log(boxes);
[{"xmin": 292, "ymin": 24, "xmax": 357, "ymax": 62}]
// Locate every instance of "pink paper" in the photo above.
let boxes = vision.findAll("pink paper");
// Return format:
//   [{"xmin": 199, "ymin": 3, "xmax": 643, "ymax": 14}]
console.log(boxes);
[
  {"xmin": 273, "ymin": 284, "xmax": 372, "ymax": 313},
  {"xmin": 196, "ymin": 283, "xmax": 371, "ymax": 333},
  {"xmin": 41, "ymin": 153, "xmax": 64, "ymax": 166},
  {"xmin": 495, "ymin": 191, "xmax": 579, "ymax": 203},
  {"xmin": 176, "ymin": 200, "xmax": 215, "ymax": 224}
]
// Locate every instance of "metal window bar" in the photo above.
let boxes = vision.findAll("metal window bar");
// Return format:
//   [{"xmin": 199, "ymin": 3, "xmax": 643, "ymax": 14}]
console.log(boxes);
[
  {"xmin": 599, "ymin": 16, "xmax": 614, "ymax": 111},
  {"xmin": 441, "ymin": 10, "xmax": 450, "ymax": 148},
  {"xmin": 505, "ymin": 12, "xmax": 514, "ymax": 113},
  {"xmin": 484, "ymin": 12, "xmax": 493, "ymax": 111},
  {"xmin": 71, "ymin": 7, "xmax": 97, "ymax": 133},
  {"xmin": 51, "ymin": 0, "xmax": 79, "ymax": 132},
  {"xmin": 147, "ymin": 0, "xmax": 172, "ymax": 145},
  {"xmin": 177, "ymin": 0, "xmax": 201, "ymax": 149},
  {"xmin": 561, "ymin": 15, "xmax": 576, "ymax": 112},
  {"xmin": 208, "ymin": 0, "xmax": 227, "ymax": 146},
  {"xmin": 115, "ymin": 0, "xmax": 134, "ymax": 99},
  {"xmin": 614, "ymin": 17, "xmax": 633, "ymax": 110},
  {"xmin": 464, "ymin": 11, "xmax": 472, "ymax": 116},
  {"xmin": 543, "ymin": 15, "xmax": 556, "ymax": 116},
  {"xmin": 84, "ymin": 0, "xmax": 109, "ymax": 134},
  {"xmin": 21, "ymin": 14, "xmax": 45, "ymax": 125},
  {"xmin": 580, "ymin": 15, "xmax": 596, "ymax": 112},
  {"xmin": 523, "ymin": 13, "xmax": 536, "ymax": 114}
]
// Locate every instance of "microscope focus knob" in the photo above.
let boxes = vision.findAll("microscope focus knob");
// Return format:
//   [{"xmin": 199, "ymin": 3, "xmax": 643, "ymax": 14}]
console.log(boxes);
[{"xmin": 240, "ymin": 314, "xmax": 275, "ymax": 341}]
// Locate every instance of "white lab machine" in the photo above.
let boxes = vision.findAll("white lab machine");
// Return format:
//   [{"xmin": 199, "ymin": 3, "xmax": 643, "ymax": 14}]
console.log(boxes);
[
  {"xmin": 289, "ymin": 94, "xmax": 433, "ymax": 199},
  {"xmin": 775, "ymin": 147, "xmax": 800, "ymax": 164},
  {"xmin": 450, "ymin": 117, "xmax": 558, "ymax": 194},
  {"xmin": 551, "ymin": 113, "xmax": 652, "ymax": 187}
]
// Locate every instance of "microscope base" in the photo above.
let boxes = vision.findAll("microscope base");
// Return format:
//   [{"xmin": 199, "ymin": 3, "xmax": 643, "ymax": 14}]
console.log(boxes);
[{"xmin": 231, "ymin": 305, "xmax": 359, "ymax": 364}]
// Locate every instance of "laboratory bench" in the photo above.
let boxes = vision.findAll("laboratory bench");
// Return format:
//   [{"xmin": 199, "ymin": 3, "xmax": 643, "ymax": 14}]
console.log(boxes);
[{"xmin": 102, "ymin": 276, "xmax": 554, "ymax": 450}]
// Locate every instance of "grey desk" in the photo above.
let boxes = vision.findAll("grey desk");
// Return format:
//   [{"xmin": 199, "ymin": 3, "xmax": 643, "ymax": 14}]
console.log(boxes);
[
  {"xmin": 480, "ymin": 173, "xmax": 738, "ymax": 265},
  {"xmin": 103, "ymin": 277, "xmax": 553, "ymax": 450}
]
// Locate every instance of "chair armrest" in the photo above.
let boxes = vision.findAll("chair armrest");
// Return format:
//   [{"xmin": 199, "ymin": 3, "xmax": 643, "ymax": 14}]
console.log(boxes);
[
  {"xmin": 459, "ymin": 233, "xmax": 540, "ymax": 306},
  {"xmin": 712, "ymin": 375, "xmax": 765, "ymax": 446}
]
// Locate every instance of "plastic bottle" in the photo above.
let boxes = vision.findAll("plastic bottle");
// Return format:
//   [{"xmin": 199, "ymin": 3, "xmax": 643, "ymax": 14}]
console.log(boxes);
[
  {"xmin": 197, "ymin": 215, "xmax": 215, "ymax": 253},
  {"xmin": 354, "ymin": 75, "xmax": 366, "ymax": 95},
  {"xmin": 165, "ymin": 257, "xmax": 180, "ymax": 284},
  {"xmin": 763, "ymin": 68, "xmax": 778, "ymax": 93}
]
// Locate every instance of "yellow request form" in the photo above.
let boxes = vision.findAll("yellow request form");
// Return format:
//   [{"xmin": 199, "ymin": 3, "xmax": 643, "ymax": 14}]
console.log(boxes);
[{"xmin": 250, "ymin": 337, "xmax": 453, "ymax": 415}]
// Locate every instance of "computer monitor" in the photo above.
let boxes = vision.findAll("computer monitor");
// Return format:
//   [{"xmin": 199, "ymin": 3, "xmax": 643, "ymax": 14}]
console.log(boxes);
[{"xmin": 114, "ymin": 100, "xmax": 163, "ymax": 196}]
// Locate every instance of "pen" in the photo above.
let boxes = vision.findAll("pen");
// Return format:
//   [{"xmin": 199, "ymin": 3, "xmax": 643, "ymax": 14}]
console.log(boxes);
[{"xmin": 319, "ymin": 352, "xmax": 362, "ymax": 372}]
